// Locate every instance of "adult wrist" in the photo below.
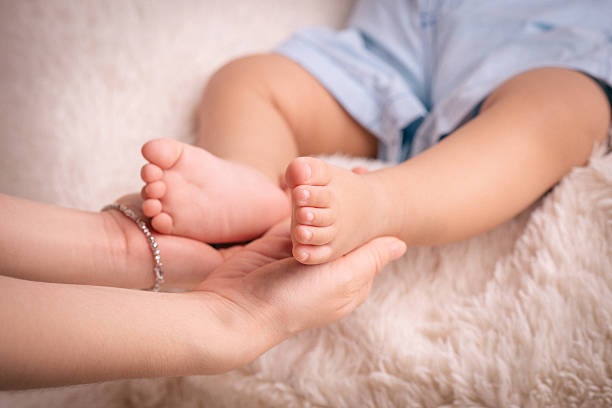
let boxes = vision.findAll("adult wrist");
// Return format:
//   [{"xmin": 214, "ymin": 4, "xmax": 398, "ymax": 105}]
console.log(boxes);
[
  {"xmin": 99, "ymin": 209, "xmax": 157, "ymax": 289},
  {"xmin": 185, "ymin": 290, "xmax": 285, "ymax": 374},
  {"xmin": 102, "ymin": 203, "xmax": 164, "ymax": 291}
]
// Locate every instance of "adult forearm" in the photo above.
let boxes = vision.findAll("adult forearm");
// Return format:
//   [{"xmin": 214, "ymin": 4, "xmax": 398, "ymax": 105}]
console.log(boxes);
[
  {"xmin": 0, "ymin": 276, "xmax": 261, "ymax": 390},
  {"xmin": 0, "ymin": 193, "xmax": 139, "ymax": 286},
  {"xmin": 0, "ymin": 193, "xmax": 224, "ymax": 289}
]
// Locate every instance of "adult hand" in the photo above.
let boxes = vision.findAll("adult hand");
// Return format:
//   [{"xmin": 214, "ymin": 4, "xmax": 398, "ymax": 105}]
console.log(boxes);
[
  {"xmin": 195, "ymin": 219, "xmax": 406, "ymax": 371},
  {"xmin": 109, "ymin": 193, "xmax": 225, "ymax": 289},
  {"xmin": 0, "ymin": 210, "xmax": 405, "ymax": 389}
]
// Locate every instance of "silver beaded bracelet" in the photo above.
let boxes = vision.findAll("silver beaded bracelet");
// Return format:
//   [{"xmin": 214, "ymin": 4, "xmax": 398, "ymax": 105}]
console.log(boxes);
[{"xmin": 102, "ymin": 203, "xmax": 164, "ymax": 292}]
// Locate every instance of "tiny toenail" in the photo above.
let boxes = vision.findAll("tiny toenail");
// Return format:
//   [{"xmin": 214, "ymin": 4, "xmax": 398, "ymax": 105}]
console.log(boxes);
[
  {"xmin": 301, "ymin": 228, "xmax": 313, "ymax": 241},
  {"xmin": 299, "ymin": 189, "xmax": 310, "ymax": 203},
  {"xmin": 296, "ymin": 250, "xmax": 309, "ymax": 262},
  {"xmin": 305, "ymin": 211, "xmax": 314, "ymax": 221}
]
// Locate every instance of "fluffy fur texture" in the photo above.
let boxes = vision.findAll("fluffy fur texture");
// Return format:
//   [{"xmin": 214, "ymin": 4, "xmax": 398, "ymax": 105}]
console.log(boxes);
[
  {"xmin": 125, "ymin": 150, "xmax": 612, "ymax": 408},
  {"xmin": 1, "ymin": 1, "xmax": 611, "ymax": 406}
]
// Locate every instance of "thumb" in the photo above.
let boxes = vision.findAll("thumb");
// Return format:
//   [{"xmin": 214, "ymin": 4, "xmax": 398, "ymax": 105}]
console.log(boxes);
[
  {"xmin": 342, "ymin": 236, "xmax": 406, "ymax": 277},
  {"xmin": 257, "ymin": 236, "xmax": 407, "ymax": 336},
  {"xmin": 318, "ymin": 236, "xmax": 406, "ymax": 322}
]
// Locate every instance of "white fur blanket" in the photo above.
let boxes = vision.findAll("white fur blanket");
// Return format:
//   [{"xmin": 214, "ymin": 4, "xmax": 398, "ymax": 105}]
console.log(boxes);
[{"xmin": 1, "ymin": 1, "xmax": 611, "ymax": 406}]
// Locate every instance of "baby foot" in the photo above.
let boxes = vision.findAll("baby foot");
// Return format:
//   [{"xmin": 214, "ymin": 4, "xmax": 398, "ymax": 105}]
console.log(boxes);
[
  {"xmin": 140, "ymin": 138, "xmax": 289, "ymax": 243},
  {"xmin": 285, "ymin": 157, "xmax": 390, "ymax": 264}
]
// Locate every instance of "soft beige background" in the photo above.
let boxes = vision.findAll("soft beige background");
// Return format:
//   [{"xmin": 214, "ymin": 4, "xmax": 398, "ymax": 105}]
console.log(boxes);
[
  {"xmin": 1, "ymin": 1, "xmax": 612, "ymax": 407},
  {"xmin": 0, "ymin": 0, "xmax": 353, "ymax": 209}
]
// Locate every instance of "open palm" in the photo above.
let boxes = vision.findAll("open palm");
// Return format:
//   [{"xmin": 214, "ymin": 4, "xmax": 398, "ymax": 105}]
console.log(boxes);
[{"xmin": 197, "ymin": 219, "xmax": 405, "ymax": 349}]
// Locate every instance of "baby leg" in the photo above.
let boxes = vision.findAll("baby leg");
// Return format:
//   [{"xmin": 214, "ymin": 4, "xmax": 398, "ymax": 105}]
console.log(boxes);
[
  {"xmin": 141, "ymin": 54, "xmax": 376, "ymax": 243},
  {"xmin": 287, "ymin": 68, "xmax": 611, "ymax": 263}
]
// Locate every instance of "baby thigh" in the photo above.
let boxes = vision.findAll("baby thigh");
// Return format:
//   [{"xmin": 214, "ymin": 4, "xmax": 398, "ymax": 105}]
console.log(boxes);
[{"xmin": 197, "ymin": 54, "xmax": 377, "ymax": 176}]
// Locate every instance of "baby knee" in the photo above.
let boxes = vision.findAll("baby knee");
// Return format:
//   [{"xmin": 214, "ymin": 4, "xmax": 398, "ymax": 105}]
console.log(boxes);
[{"xmin": 206, "ymin": 54, "xmax": 288, "ymax": 97}]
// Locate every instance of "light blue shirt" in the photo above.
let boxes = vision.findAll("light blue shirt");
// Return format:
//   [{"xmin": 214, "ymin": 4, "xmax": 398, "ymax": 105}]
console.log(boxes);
[{"xmin": 277, "ymin": 0, "xmax": 612, "ymax": 162}]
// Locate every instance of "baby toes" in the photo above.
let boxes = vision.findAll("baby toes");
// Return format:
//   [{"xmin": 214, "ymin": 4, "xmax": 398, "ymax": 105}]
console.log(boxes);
[
  {"xmin": 285, "ymin": 156, "xmax": 332, "ymax": 188},
  {"xmin": 292, "ymin": 185, "xmax": 333, "ymax": 208},
  {"xmin": 292, "ymin": 244, "xmax": 334, "ymax": 265},
  {"xmin": 142, "ymin": 198, "xmax": 162, "ymax": 218},
  {"xmin": 141, "ymin": 138, "xmax": 183, "ymax": 170},
  {"xmin": 294, "ymin": 224, "xmax": 336, "ymax": 245},
  {"xmin": 295, "ymin": 207, "xmax": 335, "ymax": 227},
  {"xmin": 140, "ymin": 163, "xmax": 163, "ymax": 183},
  {"xmin": 150, "ymin": 212, "xmax": 174, "ymax": 235},
  {"xmin": 143, "ymin": 181, "xmax": 166, "ymax": 199}
]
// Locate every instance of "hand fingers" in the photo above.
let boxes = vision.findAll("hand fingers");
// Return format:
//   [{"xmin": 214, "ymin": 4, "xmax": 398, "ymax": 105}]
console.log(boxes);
[
  {"xmin": 199, "ymin": 234, "xmax": 407, "ymax": 340},
  {"xmin": 277, "ymin": 236, "xmax": 406, "ymax": 334},
  {"xmin": 328, "ymin": 236, "xmax": 406, "ymax": 313},
  {"xmin": 204, "ymin": 219, "xmax": 293, "ymax": 283},
  {"xmin": 339, "ymin": 236, "xmax": 406, "ymax": 279},
  {"xmin": 156, "ymin": 235, "xmax": 224, "ymax": 290}
]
